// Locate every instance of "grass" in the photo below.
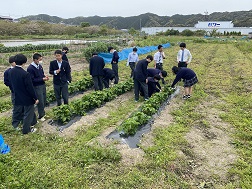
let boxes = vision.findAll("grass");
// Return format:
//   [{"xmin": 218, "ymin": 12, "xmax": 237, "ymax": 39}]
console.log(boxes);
[{"xmin": 0, "ymin": 36, "xmax": 252, "ymax": 188}]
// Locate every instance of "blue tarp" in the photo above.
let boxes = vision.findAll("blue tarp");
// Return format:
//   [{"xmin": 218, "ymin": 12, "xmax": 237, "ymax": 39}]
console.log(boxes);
[{"xmin": 98, "ymin": 42, "xmax": 171, "ymax": 64}]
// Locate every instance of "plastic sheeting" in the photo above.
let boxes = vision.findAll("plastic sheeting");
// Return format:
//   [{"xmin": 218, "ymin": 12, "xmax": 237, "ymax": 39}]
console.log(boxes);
[{"xmin": 98, "ymin": 42, "xmax": 171, "ymax": 64}]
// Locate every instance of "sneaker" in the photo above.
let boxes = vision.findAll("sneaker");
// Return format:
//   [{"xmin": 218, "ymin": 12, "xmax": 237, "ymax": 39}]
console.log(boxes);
[
  {"xmin": 39, "ymin": 117, "xmax": 46, "ymax": 122},
  {"xmin": 135, "ymin": 100, "xmax": 138, "ymax": 102},
  {"xmin": 187, "ymin": 94, "xmax": 191, "ymax": 99},
  {"xmin": 14, "ymin": 127, "xmax": 21, "ymax": 131},
  {"xmin": 144, "ymin": 98, "xmax": 149, "ymax": 101},
  {"xmin": 31, "ymin": 128, "xmax": 37, "ymax": 133},
  {"xmin": 182, "ymin": 95, "xmax": 188, "ymax": 100}
]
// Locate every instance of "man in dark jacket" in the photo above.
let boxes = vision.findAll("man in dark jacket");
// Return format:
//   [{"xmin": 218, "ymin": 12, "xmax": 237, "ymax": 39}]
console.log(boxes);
[
  {"xmin": 108, "ymin": 47, "xmax": 119, "ymax": 84},
  {"xmin": 49, "ymin": 50, "xmax": 72, "ymax": 106},
  {"xmin": 102, "ymin": 68, "xmax": 115, "ymax": 88},
  {"xmin": 27, "ymin": 53, "xmax": 49, "ymax": 121},
  {"xmin": 62, "ymin": 47, "xmax": 69, "ymax": 62},
  {"xmin": 89, "ymin": 52, "xmax": 105, "ymax": 91},
  {"xmin": 133, "ymin": 55, "xmax": 153, "ymax": 102},
  {"xmin": 147, "ymin": 68, "xmax": 167, "ymax": 84},
  {"xmin": 9, "ymin": 54, "xmax": 39, "ymax": 134},
  {"xmin": 4, "ymin": 56, "xmax": 16, "ymax": 104}
]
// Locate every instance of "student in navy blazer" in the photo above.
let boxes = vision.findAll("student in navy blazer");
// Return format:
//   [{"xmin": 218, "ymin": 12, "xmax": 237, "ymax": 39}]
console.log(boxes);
[
  {"xmin": 49, "ymin": 50, "xmax": 72, "ymax": 106},
  {"xmin": 9, "ymin": 54, "xmax": 39, "ymax": 134}
]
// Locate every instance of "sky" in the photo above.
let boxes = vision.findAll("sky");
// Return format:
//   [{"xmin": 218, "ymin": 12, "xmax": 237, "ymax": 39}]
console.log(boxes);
[{"xmin": 1, "ymin": 0, "xmax": 251, "ymax": 19}]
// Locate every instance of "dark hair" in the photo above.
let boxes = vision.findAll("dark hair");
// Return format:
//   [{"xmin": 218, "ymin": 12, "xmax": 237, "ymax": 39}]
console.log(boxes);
[
  {"xmin": 179, "ymin": 42, "xmax": 186, "ymax": 48},
  {"xmin": 33, "ymin": 53, "xmax": 42, "ymax": 60},
  {"xmin": 172, "ymin": 66, "xmax": 180, "ymax": 75},
  {"xmin": 92, "ymin": 52, "xmax": 98, "ymax": 56},
  {"xmin": 62, "ymin": 47, "xmax": 69, "ymax": 51},
  {"xmin": 146, "ymin": 55, "xmax": 153, "ymax": 61},
  {"xmin": 9, "ymin": 56, "xmax": 15, "ymax": 64},
  {"xmin": 108, "ymin": 47, "xmax": 113, "ymax": 52},
  {"xmin": 54, "ymin": 50, "xmax": 62, "ymax": 55},
  {"xmin": 154, "ymin": 74, "xmax": 161, "ymax": 80},
  {"xmin": 161, "ymin": 70, "xmax": 167, "ymax": 77},
  {"xmin": 133, "ymin": 47, "xmax": 137, "ymax": 52},
  {"xmin": 158, "ymin": 45, "xmax": 163, "ymax": 49},
  {"xmin": 14, "ymin": 54, "xmax": 27, "ymax": 65}
]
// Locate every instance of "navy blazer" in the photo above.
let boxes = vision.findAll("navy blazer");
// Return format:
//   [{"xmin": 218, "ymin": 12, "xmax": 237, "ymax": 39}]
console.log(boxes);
[
  {"xmin": 134, "ymin": 59, "xmax": 149, "ymax": 82},
  {"xmin": 49, "ymin": 60, "xmax": 71, "ymax": 85},
  {"xmin": 89, "ymin": 56, "xmax": 105, "ymax": 76},
  {"xmin": 9, "ymin": 66, "xmax": 37, "ymax": 106}
]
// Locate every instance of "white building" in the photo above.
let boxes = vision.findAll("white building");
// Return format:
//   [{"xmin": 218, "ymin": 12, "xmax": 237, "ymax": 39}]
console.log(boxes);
[{"xmin": 141, "ymin": 21, "xmax": 252, "ymax": 35}]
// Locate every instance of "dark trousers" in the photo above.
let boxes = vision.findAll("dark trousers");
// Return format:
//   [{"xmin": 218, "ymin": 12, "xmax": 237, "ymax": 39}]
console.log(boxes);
[
  {"xmin": 103, "ymin": 78, "xmax": 110, "ymax": 88},
  {"xmin": 129, "ymin": 62, "xmax": 136, "ymax": 78},
  {"xmin": 34, "ymin": 84, "xmax": 46, "ymax": 118},
  {"xmin": 156, "ymin": 63, "xmax": 163, "ymax": 71},
  {"xmin": 92, "ymin": 76, "xmax": 103, "ymax": 91},
  {"xmin": 12, "ymin": 104, "xmax": 37, "ymax": 134},
  {"xmin": 112, "ymin": 63, "xmax": 119, "ymax": 84},
  {"xmin": 134, "ymin": 79, "xmax": 148, "ymax": 101},
  {"xmin": 11, "ymin": 92, "xmax": 15, "ymax": 105},
  {"xmin": 54, "ymin": 82, "xmax": 69, "ymax": 106},
  {"xmin": 178, "ymin": 61, "xmax": 187, "ymax": 67}
]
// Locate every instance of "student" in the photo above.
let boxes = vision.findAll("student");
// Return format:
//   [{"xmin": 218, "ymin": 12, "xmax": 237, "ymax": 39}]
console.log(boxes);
[
  {"xmin": 154, "ymin": 45, "xmax": 165, "ymax": 70},
  {"xmin": 49, "ymin": 50, "xmax": 72, "ymax": 106},
  {"xmin": 27, "ymin": 53, "xmax": 49, "ymax": 121},
  {"xmin": 9, "ymin": 54, "xmax": 39, "ymax": 134},
  {"xmin": 102, "ymin": 68, "xmax": 115, "ymax": 88},
  {"xmin": 108, "ymin": 47, "xmax": 119, "ymax": 84},
  {"xmin": 89, "ymin": 52, "xmax": 105, "ymax": 91},
  {"xmin": 133, "ymin": 55, "xmax": 153, "ymax": 102},
  {"xmin": 147, "ymin": 68, "xmax": 167, "ymax": 84},
  {"xmin": 177, "ymin": 42, "xmax": 192, "ymax": 67},
  {"xmin": 62, "ymin": 46, "xmax": 69, "ymax": 62},
  {"xmin": 4, "ymin": 56, "xmax": 16, "ymax": 104},
  {"xmin": 141, "ymin": 74, "xmax": 162, "ymax": 97},
  {"xmin": 127, "ymin": 47, "xmax": 139, "ymax": 78},
  {"xmin": 171, "ymin": 66, "xmax": 198, "ymax": 99}
]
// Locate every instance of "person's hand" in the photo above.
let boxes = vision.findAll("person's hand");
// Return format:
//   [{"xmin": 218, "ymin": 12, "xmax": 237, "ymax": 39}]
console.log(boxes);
[
  {"xmin": 35, "ymin": 99, "xmax": 39, "ymax": 105},
  {"xmin": 56, "ymin": 69, "xmax": 61, "ymax": 74},
  {"xmin": 146, "ymin": 79, "xmax": 148, "ymax": 83}
]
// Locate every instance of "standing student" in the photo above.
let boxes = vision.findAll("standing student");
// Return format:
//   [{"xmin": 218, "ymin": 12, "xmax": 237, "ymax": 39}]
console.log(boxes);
[
  {"xmin": 108, "ymin": 47, "xmax": 119, "ymax": 84},
  {"xmin": 89, "ymin": 52, "xmax": 105, "ymax": 91},
  {"xmin": 177, "ymin": 42, "xmax": 192, "ymax": 67},
  {"xmin": 133, "ymin": 55, "xmax": 153, "ymax": 102},
  {"xmin": 154, "ymin": 45, "xmax": 165, "ymax": 70},
  {"xmin": 49, "ymin": 50, "xmax": 72, "ymax": 106},
  {"xmin": 127, "ymin": 47, "xmax": 139, "ymax": 78},
  {"xmin": 102, "ymin": 68, "xmax": 115, "ymax": 88},
  {"xmin": 171, "ymin": 66, "xmax": 198, "ymax": 99},
  {"xmin": 62, "ymin": 47, "xmax": 69, "ymax": 62},
  {"xmin": 4, "ymin": 56, "xmax": 16, "ymax": 104},
  {"xmin": 147, "ymin": 68, "xmax": 167, "ymax": 84},
  {"xmin": 9, "ymin": 54, "xmax": 39, "ymax": 134},
  {"xmin": 27, "ymin": 53, "xmax": 49, "ymax": 121}
]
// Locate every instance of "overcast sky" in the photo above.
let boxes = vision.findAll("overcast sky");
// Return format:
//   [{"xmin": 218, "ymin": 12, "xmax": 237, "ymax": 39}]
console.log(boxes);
[{"xmin": 1, "ymin": 0, "xmax": 251, "ymax": 19}]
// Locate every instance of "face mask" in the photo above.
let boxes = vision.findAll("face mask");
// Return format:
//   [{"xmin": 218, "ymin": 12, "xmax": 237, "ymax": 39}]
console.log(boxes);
[{"xmin": 39, "ymin": 61, "xmax": 43, "ymax": 64}]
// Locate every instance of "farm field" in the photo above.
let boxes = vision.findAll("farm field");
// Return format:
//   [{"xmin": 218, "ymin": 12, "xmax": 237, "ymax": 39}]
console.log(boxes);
[{"xmin": 0, "ymin": 37, "xmax": 252, "ymax": 189}]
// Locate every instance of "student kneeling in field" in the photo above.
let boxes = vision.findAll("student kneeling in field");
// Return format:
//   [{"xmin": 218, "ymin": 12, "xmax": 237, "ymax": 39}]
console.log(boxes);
[
  {"xmin": 171, "ymin": 66, "xmax": 198, "ymax": 99},
  {"xmin": 102, "ymin": 68, "xmax": 115, "ymax": 88},
  {"xmin": 140, "ymin": 74, "xmax": 162, "ymax": 98}
]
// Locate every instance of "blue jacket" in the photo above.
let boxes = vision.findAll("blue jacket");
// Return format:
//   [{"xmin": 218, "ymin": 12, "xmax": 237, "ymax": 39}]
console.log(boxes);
[
  {"xmin": 9, "ymin": 66, "xmax": 37, "ymax": 106},
  {"xmin": 111, "ymin": 51, "xmax": 119, "ymax": 64},
  {"xmin": 171, "ymin": 67, "xmax": 196, "ymax": 87},
  {"xmin": 89, "ymin": 56, "xmax": 105, "ymax": 76},
  {"xmin": 147, "ymin": 68, "xmax": 161, "ymax": 77},
  {"xmin": 4, "ymin": 68, "xmax": 13, "ymax": 92},
  {"xmin": 134, "ymin": 59, "xmax": 149, "ymax": 82},
  {"xmin": 27, "ymin": 64, "xmax": 45, "ymax": 86},
  {"xmin": 49, "ymin": 60, "xmax": 71, "ymax": 85}
]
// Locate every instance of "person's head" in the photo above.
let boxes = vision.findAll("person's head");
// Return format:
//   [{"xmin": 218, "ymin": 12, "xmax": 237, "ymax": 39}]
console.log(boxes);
[
  {"xmin": 133, "ymin": 47, "xmax": 137, "ymax": 52},
  {"xmin": 108, "ymin": 47, "xmax": 114, "ymax": 53},
  {"xmin": 160, "ymin": 70, "xmax": 167, "ymax": 78},
  {"xmin": 14, "ymin": 54, "xmax": 27, "ymax": 66},
  {"xmin": 62, "ymin": 47, "xmax": 69, "ymax": 54},
  {"xmin": 158, "ymin": 45, "xmax": 163, "ymax": 52},
  {"xmin": 146, "ymin": 55, "xmax": 153, "ymax": 63},
  {"xmin": 33, "ymin": 53, "xmax": 42, "ymax": 64},
  {"xmin": 54, "ymin": 50, "xmax": 62, "ymax": 61},
  {"xmin": 9, "ymin": 56, "xmax": 16, "ymax": 67},
  {"xmin": 154, "ymin": 74, "xmax": 161, "ymax": 82},
  {"xmin": 172, "ymin": 66, "xmax": 180, "ymax": 75},
  {"xmin": 179, "ymin": 42, "xmax": 186, "ymax": 50},
  {"xmin": 92, "ymin": 52, "xmax": 98, "ymax": 57}
]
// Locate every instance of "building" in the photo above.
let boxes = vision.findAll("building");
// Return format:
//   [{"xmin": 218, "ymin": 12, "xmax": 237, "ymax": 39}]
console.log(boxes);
[
  {"xmin": 141, "ymin": 21, "xmax": 252, "ymax": 35},
  {"xmin": 0, "ymin": 16, "xmax": 13, "ymax": 22}
]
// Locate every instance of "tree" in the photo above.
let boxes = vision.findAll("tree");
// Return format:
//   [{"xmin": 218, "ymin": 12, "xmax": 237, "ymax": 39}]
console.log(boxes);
[{"xmin": 80, "ymin": 22, "xmax": 90, "ymax": 27}]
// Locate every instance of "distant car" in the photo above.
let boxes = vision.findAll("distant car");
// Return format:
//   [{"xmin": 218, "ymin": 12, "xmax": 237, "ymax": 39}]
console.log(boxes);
[{"xmin": 248, "ymin": 32, "xmax": 252, "ymax": 39}]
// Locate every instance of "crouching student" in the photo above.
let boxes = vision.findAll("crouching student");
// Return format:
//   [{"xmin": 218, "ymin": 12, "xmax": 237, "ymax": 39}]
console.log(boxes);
[
  {"xmin": 140, "ymin": 74, "xmax": 162, "ymax": 98},
  {"xmin": 147, "ymin": 68, "xmax": 167, "ymax": 84},
  {"xmin": 102, "ymin": 68, "xmax": 115, "ymax": 88},
  {"xmin": 171, "ymin": 66, "xmax": 198, "ymax": 99}
]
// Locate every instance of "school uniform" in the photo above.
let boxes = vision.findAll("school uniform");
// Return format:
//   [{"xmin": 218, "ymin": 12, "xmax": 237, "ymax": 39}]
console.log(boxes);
[
  {"xmin": 49, "ymin": 60, "xmax": 71, "ymax": 106},
  {"xmin": 89, "ymin": 56, "xmax": 105, "ymax": 91},
  {"xmin": 9, "ymin": 66, "xmax": 38, "ymax": 134},
  {"xmin": 171, "ymin": 67, "xmax": 198, "ymax": 88},
  {"xmin": 4, "ymin": 67, "xmax": 15, "ymax": 104},
  {"xmin": 133, "ymin": 59, "xmax": 149, "ymax": 101},
  {"xmin": 177, "ymin": 48, "xmax": 192, "ymax": 67},
  {"xmin": 111, "ymin": 50, "xmax": 119, "ymax": 84},
  {"xmin": 154, "ymin": 51, "xmax": 165, "ymax": 70},
  {"xmin": 127, "ymin": 52, "xmax": 139, "ymax": 78},
  {"xmin": 27, "ymin": 62, "xmax": 46, "ymax": 119},
  {"xmin": 147, "ymin": 68, "xmax": 165, "ymax": 84},
  {"xmin": 102, "ymin": 68, "xmax": 115, "ymax": 88}
]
